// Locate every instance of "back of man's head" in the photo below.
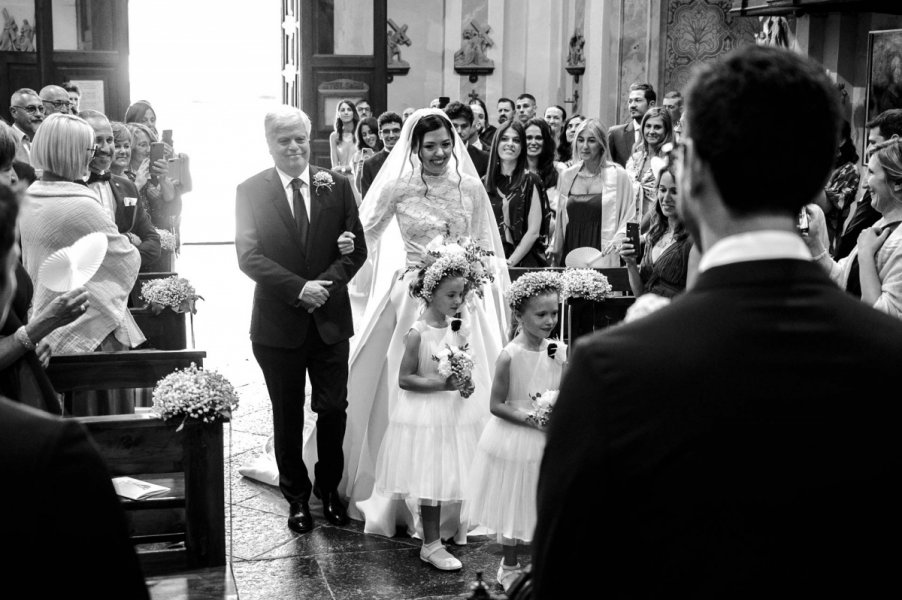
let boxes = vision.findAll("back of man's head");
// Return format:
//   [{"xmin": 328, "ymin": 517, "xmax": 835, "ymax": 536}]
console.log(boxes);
[
  {"xmin": 377, "ymin": 111, "xmax": 402, "ymax": 130},
  {"xmin": 685, "ymin": 45, "xmax": 840, "ymax": 216},
  {"xmin": 629, "ymin": 82, "xmax": 656, "ymax": 104},
  {"xmin": 444, "ymin": 101, "xmax": 473, "ymax": 125},
  {"xmin": 866, "ymin": 108, "xmax": 902, "ymax": 140}
]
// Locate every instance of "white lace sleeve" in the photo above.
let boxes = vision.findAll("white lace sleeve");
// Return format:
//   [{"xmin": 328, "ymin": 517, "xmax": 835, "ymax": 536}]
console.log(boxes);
[
  {"xmin": 360, "ymin": 180, "xmax": 398, "ymax": 250},
  {"xmin": 460, "ymin": 174, "xmax": 493, "ymax": 249}
]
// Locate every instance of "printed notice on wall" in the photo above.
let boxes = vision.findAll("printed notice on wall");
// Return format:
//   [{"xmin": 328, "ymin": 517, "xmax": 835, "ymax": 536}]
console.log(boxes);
[{"xmin": 69, "ymin": 80, "xmax": 105, "ymax": 113}]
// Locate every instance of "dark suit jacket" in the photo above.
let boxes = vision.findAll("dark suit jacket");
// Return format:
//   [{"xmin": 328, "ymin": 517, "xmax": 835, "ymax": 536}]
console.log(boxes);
[
  {"xmin": 835, "ymin": 190, "xmax": 881, "ymax": 259},
  {"xmin": 106, "ymin": 174, "xmax": 161, "ymax": 269},
  {"xmin": 533, "ymin": 259, "xmax": 902, "ymax": 598},
  {"xmin": 467, "ymin": 144, "xmax": 489, "ymax": 178},
  {"xmin": 608, "ymin": 120, "xmax": 637, "ymax": 167},
  {"xmin": 0, "ymin": 397, "xmax": 149, "ymax": 599},
  {"xmin": 235, "ymin": 166, "xmax": 366, "ymax": 348},
  {"xmin": 480, "ymin": 124, "xmax": 498, "ymax": 149},
  {"xmin": 360, "ymin": 149, "xmax": 390, "ymax": 199}
]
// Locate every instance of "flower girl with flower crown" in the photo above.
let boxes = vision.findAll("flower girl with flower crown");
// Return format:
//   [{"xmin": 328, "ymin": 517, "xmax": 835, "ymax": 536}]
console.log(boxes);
[
  {"xmin": 358, "ymin": 250, "xmax": 488, "ymax": 571},
  {"xmin": 465, "ymin": 271, "xmax": 566, "ymax": 591}
]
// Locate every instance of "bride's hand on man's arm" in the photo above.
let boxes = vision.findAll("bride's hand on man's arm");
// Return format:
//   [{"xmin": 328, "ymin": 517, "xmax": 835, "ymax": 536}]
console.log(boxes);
[{"xmin": 337, "ymin": 231, "xmax": 355, "ymax": 255}]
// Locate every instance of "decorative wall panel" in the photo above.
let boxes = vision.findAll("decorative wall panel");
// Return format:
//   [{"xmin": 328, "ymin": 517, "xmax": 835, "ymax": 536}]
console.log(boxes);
[{"xmin": 663, "ymin": 0, "xmax": 758, "ymax": 92}]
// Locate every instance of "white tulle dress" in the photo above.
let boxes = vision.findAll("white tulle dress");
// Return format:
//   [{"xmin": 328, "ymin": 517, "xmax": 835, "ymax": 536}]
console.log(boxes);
[
  {"xmin": 465, "ymin": 339, "xmax": 562, "ymax": 543},
  {"xmin": 360, "ymin": 320, "xmax": 485, "ymax": 539}
]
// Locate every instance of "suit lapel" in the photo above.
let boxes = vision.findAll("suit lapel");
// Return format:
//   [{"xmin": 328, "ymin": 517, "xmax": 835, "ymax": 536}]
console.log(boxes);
[
  {"xmin": 266, "ymin": 168, "xmax": 305, "ymax": 254},
  {"xmin": 309, "ymin": 166, "xmax": 324, "ymax": 238}
]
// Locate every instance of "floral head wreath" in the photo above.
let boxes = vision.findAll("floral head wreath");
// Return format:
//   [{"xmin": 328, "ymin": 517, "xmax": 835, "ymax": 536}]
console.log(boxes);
[
  {"xmin": 506, "ymin": 270, "xmax": 563, "ymax": 310},
  {"xmin": 416, "ymin": 253, "xmax": 471, "ymax": 301}
]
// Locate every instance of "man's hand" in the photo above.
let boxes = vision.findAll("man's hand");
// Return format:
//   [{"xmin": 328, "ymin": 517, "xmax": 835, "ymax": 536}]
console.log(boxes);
[
  {"xmin": 337, "ymin": 231, "xmax": 355, "ymax": 256},
  {"xmin": 299, "ymin": 280, "xmax": 333, "ymax": 311}
]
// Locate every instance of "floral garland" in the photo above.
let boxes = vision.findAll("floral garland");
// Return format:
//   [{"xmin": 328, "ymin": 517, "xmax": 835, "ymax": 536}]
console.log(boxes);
[
  {"xmin": 156, "ymin": 228, "xmax": 177, "ymax": 252},
  {"xmin": 560, "ymin": 268, "xmax": 613, "ymax": 302},
  {"xmin": 405, "ymin": 231, "xmax": 495, "ymax": 301},
  {"xmin": 141, "ymin": 276, "xmax": 203, "ymax": 314},
  {"xmin": 506, "ymin": 270, "xmax": 563, "ymax": 310},
  {"xmin": 152, "ymin": 363, "xmax": 239, "ymax": 431}
]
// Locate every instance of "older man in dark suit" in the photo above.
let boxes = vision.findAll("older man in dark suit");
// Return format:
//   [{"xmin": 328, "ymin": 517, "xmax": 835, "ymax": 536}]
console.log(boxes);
[
  {"xmin": 236, "ymin": 106, "xmax": 366, "ymax": 534},
  {"xmin": 359, "ymin": 111, "xmax": 403, "ymax": 198},
  {"xmin": 532, "ymin": 46, "xmax": 902, "ymax": 598}
]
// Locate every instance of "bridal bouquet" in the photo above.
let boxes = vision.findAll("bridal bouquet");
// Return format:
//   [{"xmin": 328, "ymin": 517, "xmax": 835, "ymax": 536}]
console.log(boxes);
[
  {"xmin": 152, "ymin": 363, "xmax": 239, "ymax": 431},
  {"xmin": 560, "ymin": 268, "xmax": 613, "ymax": 302},
  {"xmin": 526, "ymin": 389, "xmax": 559, "ymax": 428},
  {"xmin": 141, "ymin": 276, "xmax": 203, "ymax": 315},
  {"xmin": 433, "ymin": 343, "xmax": 475, "ymax": 398}
]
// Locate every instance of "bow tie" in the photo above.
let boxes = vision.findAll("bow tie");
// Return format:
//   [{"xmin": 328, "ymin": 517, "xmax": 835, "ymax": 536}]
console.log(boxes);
[{"xmin": 87, "ymin": 171, "xmax": 112, "ymax": 184}]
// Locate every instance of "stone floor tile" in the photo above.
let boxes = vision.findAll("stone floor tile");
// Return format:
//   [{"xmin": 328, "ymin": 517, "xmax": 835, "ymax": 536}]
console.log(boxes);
[
  {"xmin": 229, "ymin": 505, "xmax": 297, "ymax": 560},
  {"xmin": 229, "ymin": 405, "xmax": 274, "ymax": 437},
  {"xmin": 231, "ymin": 557, "xmax": 331, "ymax": 600},
  {"xmin": 224, "ymin": 427, "xmax": 267, "ymax": 458},
  {"xmin": 257, "ymin": 524, "xmax": 418, "ymax": 560}
]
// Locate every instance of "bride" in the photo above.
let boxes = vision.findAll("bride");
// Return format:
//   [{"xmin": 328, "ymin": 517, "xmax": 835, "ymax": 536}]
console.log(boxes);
[
  {"xmin": 345, "ymin": 109, "xmax": 509, "ymax": 539},
  {"xmin": 239, "ymin": 110, "xmax": 509, "ymax": 539}
]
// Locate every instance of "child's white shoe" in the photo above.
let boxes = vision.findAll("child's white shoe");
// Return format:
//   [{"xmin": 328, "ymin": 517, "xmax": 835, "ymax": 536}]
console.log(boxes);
[
  {"xmin": 420, "ymin": 541, "xmax": 462, "ymax": 571},
  {"xmin": 497, "ymin": 561, "xmax": 521, "ymax": 591}
]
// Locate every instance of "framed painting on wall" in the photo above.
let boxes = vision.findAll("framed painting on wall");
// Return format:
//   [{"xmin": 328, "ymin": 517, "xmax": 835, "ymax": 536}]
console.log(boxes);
[{"xmin": 866, "ymin": 29, "xmax": 902, "ymax": 148}]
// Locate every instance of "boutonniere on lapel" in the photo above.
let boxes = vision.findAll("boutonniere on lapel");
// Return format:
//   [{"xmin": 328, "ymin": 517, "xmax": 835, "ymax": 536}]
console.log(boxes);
[{"xmin": 311, "ymin": 171, "xmax": 334, "ymax": 195}]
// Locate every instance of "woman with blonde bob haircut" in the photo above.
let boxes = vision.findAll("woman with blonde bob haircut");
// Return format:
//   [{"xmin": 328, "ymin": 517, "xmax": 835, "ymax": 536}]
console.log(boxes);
[
  {"xmin": 18, "ymin": 113, "xmax": 145, "ymax": 354},
  {"xmin": 552, "ymin": 118, "xmax": 635, "ymax": 267}
]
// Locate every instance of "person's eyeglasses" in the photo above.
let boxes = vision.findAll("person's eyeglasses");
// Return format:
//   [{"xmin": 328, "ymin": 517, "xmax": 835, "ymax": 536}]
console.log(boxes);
[
  {"xmin": 87, "ymin": 145, "xmax": 100, "ymax": 157},
  {"xmin": 13, "ymin": 104, "xmax": 45, "ymax": 115},
  {"xmin": 381, "ymin": 128, "xmax": 401, "ymax": 136},
  {"xmin": 42, "ymin": 99, "xmax": 70, "ymax": 109}
]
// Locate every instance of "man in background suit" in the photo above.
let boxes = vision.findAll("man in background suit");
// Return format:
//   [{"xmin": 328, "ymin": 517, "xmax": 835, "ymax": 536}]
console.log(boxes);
[
  {"xmin": 360, "ymin": 111, "xmax": 402, "ymax": 198},
  {"xmin": 0, "ymin": 184, "xmax": 149, "ymax": 599},
  {"xmin": 236, "ymin": 106, "xmax": 366, "ymax": 534},
  {"xmin": 82, "ymin": 110, "xmax": 161, "ymax": 270},
  {"xmin": 607, "ymin": 82, "xmax": 655, "ymax": 167},
  {"xmin": 445, "ymin": 101, "xmax": 489, "ymax": 178},
  {"xmin": 532, "ymin": 46, "xmax": 902, "ymax": 598}
]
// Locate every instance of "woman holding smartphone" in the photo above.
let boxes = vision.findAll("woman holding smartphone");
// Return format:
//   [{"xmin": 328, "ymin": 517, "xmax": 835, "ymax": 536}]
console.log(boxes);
[
  {"xmin": 352, "ymin": 116, "xmax": 382, "ymax": 202},
  {"xmin": 126, "ymin": 122, "xmax": 176, "ymax": 231}
]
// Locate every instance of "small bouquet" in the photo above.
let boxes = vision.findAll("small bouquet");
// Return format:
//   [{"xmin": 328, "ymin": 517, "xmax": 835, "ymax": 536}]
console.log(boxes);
[
  {"xmin": 433, "ymin": 343, "xmax": 475, "ymax": 398},
  {"xmin": 623, "ymin": 293, "xmax": 672, "ymax": 323},
  {"xmin": 140, "ymin": 276, "xmax": 203, "ymax": 315},
  {"xmin": 560, "ymin": 268, "xmax": 613, "ymax": 302},
  {"xmin": 526, "ymin": 389, "xmax": 559, "ymax": 428},
  {"xmin": 546, "ymin": 340, "xmax": 568, "ymax": 365},
  {"xmin": 152, "ymin": 363, "xmax": 239, "ymax": 431},
  {"xmin": 156, "ymin": 228, "xmax": 177, "ymax": 252}
]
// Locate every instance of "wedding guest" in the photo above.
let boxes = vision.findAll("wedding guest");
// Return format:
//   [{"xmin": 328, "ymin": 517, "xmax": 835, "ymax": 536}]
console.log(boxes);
[
  {"xmin": 330, "ymin": 99, "xmax": 358, "ymax": 177},
  {"xmin": 553, "ymin": 119, "xmax": 635, "ymax": 267},
  {"xmin": 619, "ymin": 162, "xmax": 698, "ymax": 297},
  {"xmin": 662, "ymin": 90, "xmax": 684, "ymax": 140},
  {"xmin": 18, "ymin": 113, "xmax": 144, "ymax": 354},
  {"xmin": 125, "ymin": 122, "xmax": 175, "ymax": 231},
  {"xmin": 805, "ymin": 137, "xmax": 902, "ymax": 319},
  {"xmin": 0, "ymin": 122, "xmax": 16, "ymax": 185},
  {"xmin": 608, "ymin": 82, "xmax": 656, "ymax": 167},
  {"xmin": 0, "ymin": 188, "xmax": 149, "ymax": 599},
  {"xmin": 625, "ymin": 106, "xmax": 674, "ymax": 222},
  {"xmin": 351, "ymin": 116, "xmax": 382, "ymax": 201},
  {"xmin": 484, "ymin": 120, "xmax": 550, "ymax": 267},
  {"xmin": 469, "ymin": 97, "xmax": 492, "ymax": 150},
  {"xmin": 515, "ymin": 93, "xmax": 537, "ymax": 125},
  {"xmin": 821, "ymin": 120, "xmax": 860, "ymax": 252},
  {"xmin": 8, "ymin": 88, "xmax": 44, "ymax": 164},
  {"xmin": 360, "ymin": 111, "xmax": 402, "ymax": 198},
  {"xmin": 534, "ymin": 45, "xmax": 902, "ymax": 598},
  {"xmin": 402, "ymin": 106, "xmax": 416, "ymax": 122},
  {"xmin": 109, "ymin": 121, "xmax": 131, "ymax": 177},
  {"xmin": 543, "ymin": 105, "xmax": 566, "ymax": 158},
  {"xmin": 496, "ymin": 97, "xmax": 514, "ymax": 127},
  {"xmin": 525, "ymin": 118, "xmax": 558, "ymax": 215},
  {"xmin": 39, "ymin": 85, "xmax": 72, "ymax": 116},
  {"xmin": 83, "ymin": 110, "xmax": 160, "ymax": 271},
  {"xmin": 556, "ymin": 114, "xmax": 584, "ymax": 169},
  {"xmin": 356, "ymin": 99, "xmax": 373, "ymax": 120},
  {"xmin": 61, "ymin": 81, "xmax": 81, "ymax": 112},
  {"xmin": 445, "ymin": 101, "xmax": 488, "ymax": 177}
]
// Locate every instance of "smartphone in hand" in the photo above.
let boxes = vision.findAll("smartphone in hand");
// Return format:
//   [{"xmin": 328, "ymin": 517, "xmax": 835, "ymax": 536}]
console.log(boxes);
[
  {"xmin": 626, "ymin": 222, "xmax": 642, "ymax": 262},
  {"xmin": 149, "ymin": 142, "xmax": 166, "ymax": 184}
]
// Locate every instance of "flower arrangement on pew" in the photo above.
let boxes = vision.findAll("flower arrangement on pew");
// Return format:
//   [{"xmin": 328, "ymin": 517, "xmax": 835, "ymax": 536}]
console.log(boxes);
[
  {"xmin": 560, "ymin": 268, "xmax": 613, "ymax": 302},
  {"xmin": 140, "ymin": 275, "xmax": 202, "ymax": 315},
  {"xmin": 152, "ymin": 363, "xmax": 239, "ymax": 431},
  {"xmin": 156, "ymin": 228, "xmax": 177, "ymax": 253}
]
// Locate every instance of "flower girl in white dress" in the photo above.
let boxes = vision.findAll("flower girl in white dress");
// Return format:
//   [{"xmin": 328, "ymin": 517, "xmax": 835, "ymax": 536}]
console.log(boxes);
[
  {"xmin": 466, "ymin": 271, "xmax": 566, "ymax": 591},
  {"xmin": 363, "ymin": 256, "xmax": 486, "ymax": 571}
]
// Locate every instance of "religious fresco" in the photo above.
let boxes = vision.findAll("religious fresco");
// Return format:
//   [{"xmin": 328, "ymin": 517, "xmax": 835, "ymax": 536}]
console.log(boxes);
[{"xmin": 663, "ymin": 0, "xmax": 759, "ymax": 92}]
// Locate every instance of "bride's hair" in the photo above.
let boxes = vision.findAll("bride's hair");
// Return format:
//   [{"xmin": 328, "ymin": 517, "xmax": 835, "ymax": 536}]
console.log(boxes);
[{"xmin": 408, "ymin": 114, "xmax": 463, "ymax": 199}]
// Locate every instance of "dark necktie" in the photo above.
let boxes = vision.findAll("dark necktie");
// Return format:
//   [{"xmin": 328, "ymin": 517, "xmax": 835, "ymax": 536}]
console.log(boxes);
[
  {"xmin": 846, "ymin": 221, "xmax": 900, "ymax": 298},
  {"xmin": 290, "ymin": 178, "xmax": 309, "ymax": 248},
  {"xmin": 87, "ymin": 171, "xmax": 112, "ymax": 184}
]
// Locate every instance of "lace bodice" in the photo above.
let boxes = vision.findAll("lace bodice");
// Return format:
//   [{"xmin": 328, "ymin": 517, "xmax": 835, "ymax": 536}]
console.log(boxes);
[{"xmin": 362, "ymin": 171, "xmax": 492, "ymax": 264}]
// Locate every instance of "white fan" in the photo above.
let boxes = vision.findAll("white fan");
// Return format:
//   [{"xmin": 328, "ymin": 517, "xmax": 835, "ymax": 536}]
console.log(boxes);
[
  {"xmin": 38, "ymin": 232, "xmax": 108, "ymax": 292},
  {"xmin": 564, "ymin": 246, "xmax": 605, "ymax": 268}
]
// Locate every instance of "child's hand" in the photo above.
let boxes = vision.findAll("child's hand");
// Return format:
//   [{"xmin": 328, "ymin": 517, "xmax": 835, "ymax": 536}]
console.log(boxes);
[{"xmin": 445, "ymin": 375, "xmax": 460, "ymax": 392}]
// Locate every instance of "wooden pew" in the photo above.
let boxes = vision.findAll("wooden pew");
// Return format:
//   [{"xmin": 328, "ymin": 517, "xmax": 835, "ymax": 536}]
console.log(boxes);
[{"xmin": 46, "ymin": 349, "xmax": 231, "ymax": 591}]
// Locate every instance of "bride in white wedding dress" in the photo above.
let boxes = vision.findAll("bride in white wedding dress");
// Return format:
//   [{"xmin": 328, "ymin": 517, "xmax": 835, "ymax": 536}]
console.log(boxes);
[{"xmin": 240, "ymin": 110, "xmax": 509, "ymax": 541}]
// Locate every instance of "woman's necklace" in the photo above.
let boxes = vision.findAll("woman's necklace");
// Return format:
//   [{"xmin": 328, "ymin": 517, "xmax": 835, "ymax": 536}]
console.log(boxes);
[{"xmin": 656, "ymin": 231, "xmax": 677, "ymax": 248}]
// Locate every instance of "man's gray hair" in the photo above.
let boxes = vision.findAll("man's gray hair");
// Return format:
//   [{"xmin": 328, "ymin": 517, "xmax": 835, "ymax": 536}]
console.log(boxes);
[
  {"xmin": 39, "ymin": 85, "xmax": 69, "ymax": 100},
  {"xmin": 265, "ymin": 106, "xmax": 312, "ymax": 140},
  {"xmin": 10, "ymin": 88, "xmax": 38, "ymax": 104}
]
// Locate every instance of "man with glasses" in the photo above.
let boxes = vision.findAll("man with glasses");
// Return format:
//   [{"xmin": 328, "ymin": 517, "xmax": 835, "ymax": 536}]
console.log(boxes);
[
  {"xmin": 356, "ymin": 100, "xmax": 372, "ymax": 121},
  {"xmin": 8, "ymin": 88, "xmax": 44, "ymax": 164},
  {"xmin": 81, "ymin": 109, "xmax": 160, "ymax": 270},
  {"xmin": 532, "ymin": 45, "xmax": 902, "ymax": 598},
  {"xmin": 359, "ymin": 111, "xmax": 402, "ymax": 198},
  {"xmin": 39, "ymin": 85, "xmax": 72, "ymax": 116}
]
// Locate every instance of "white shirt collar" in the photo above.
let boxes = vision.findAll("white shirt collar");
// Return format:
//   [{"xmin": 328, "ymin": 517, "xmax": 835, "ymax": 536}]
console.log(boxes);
[
  {"xmin": 275, "ymin": 165, "xmax": 310, "ymax": 189},
  {"xmin": 698, "ymin": 230, "xmax": 812, "ymax": 273}
]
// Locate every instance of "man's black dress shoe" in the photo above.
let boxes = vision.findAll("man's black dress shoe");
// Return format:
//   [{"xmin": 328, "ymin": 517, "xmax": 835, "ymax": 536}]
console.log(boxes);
[
  {"xmin": 314, "ymin": 485, "xmax": 350, "ymax": 526},
  {"xmin": 287, "ymin": 501, "xmax": 314, "ymax": 534}
]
